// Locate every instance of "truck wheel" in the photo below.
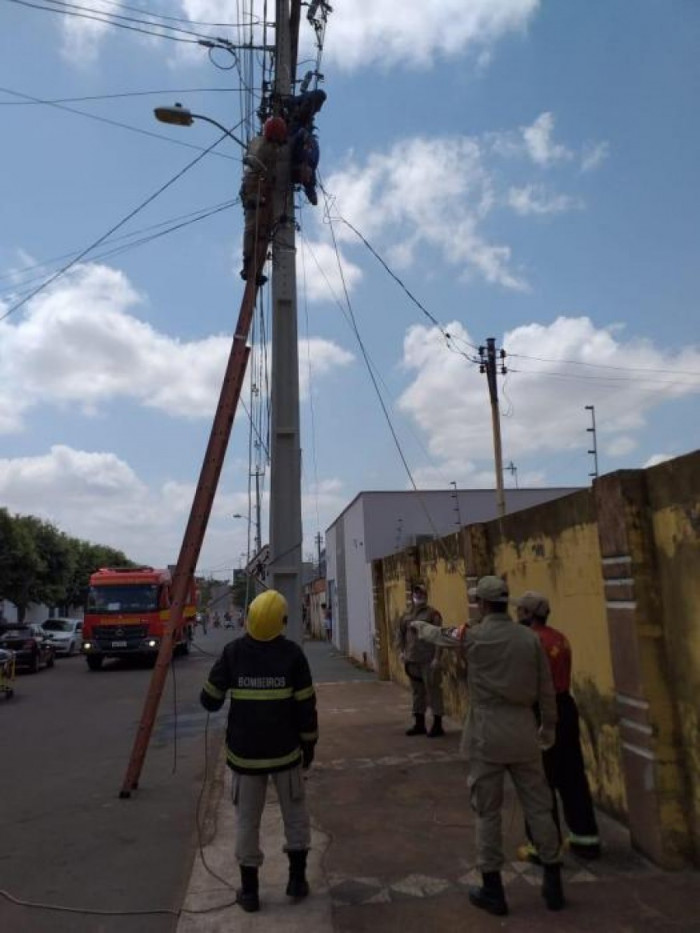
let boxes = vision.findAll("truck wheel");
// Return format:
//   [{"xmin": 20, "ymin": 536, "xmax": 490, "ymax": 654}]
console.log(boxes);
[{"xmin": 86, "ymin": 655, "xmax": 103, "ymax": 672}]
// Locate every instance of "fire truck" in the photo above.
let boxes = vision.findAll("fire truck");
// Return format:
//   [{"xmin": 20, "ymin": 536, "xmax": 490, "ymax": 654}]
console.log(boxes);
[{"xmin": 82, "ymin": 566, "xmax": 195, "ymax": 671}]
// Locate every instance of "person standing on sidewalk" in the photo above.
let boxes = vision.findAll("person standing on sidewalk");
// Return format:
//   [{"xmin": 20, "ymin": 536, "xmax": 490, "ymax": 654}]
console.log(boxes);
[
  {"xmin": 412, "ymin": 576, "xmax": 565, "ymax": 916},
  {"xmin": 199, "ymin": 589, "xmax": 318, "ymax": 913},
  {"xmin": 514, "ymin": 591, "xmax": 601, "ymax": 861},
  {"xmin": 397, "ymin": 582, "xmax": 445, "ymax": 738}
]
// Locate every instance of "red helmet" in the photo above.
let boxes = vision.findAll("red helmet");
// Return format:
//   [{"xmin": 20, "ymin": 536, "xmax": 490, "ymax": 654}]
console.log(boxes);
[{"xmin": 263, "ymin": 116, "xmax": 288, "ymax": 143}]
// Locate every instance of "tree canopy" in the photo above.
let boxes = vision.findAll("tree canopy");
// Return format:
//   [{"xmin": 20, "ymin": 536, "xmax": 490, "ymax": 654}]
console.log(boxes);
[{"xmin": 0, "ymin": 508, "xmax": 135, "ymax": 620}]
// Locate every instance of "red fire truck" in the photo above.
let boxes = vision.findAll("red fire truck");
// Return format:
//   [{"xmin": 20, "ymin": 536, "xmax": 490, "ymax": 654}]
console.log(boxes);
[{"xmin": 82, "ymin": 566, "xmax": 195, "ymax": 671}]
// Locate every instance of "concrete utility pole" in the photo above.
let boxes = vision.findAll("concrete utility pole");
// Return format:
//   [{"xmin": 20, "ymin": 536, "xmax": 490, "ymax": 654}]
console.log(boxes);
[
  {"xmin": 585, "ymin": 404, "xmax": 599, "ymax": 480},
  {"xmin": 479, "ymin": 338, "xmax": 507, "ymax": 518},
  {"xmin": 268, "ymin": 0, "xmax": 303, "ymax": 642},
  {"xmin": 315, "ymin": 531, "xmax": 323, "ymax": 574}
]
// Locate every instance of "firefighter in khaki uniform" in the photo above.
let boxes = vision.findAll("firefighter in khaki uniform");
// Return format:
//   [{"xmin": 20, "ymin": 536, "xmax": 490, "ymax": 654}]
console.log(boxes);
[
  {"xmin": 200, "ymin": 589, "xmax": 318, "ymax": 913},
  {"xmin": 412, "ymin": 576, "xmax": 565, "ymax": 917},
  {"xmin": 397, "ymin": 582, "xmax": 445, "ymax": 737}
]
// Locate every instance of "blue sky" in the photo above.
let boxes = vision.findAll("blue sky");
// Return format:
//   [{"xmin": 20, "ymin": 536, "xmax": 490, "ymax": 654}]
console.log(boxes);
[{"xmin": 0, "ymin": 0, "xmax": 698, "ymax": 577}]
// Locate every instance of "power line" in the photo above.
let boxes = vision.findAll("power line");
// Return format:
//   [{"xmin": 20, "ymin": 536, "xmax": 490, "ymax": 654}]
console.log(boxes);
[
  {"xmin": 507, "ymin": 366, "xmax": 700, "ymax": 389},
  {"xmin": 0, "ymin": 123, "xmax": 240, "ymax": 322},
  {"xmin": 79, "ymin": 0, "xmax": 257, "ymax": 28},
  {"xmin": 0, "ymin": 87, "xmax": 244, "ymax": 106},
  {"xmin": 1, "ymin": 200, "xmax": 239, "ymax": 301},
  {"xmin": 3, "ymin": 0, "xmax": 235, "ymax": 46},
  {"xmin": 507, "ymin": 350, "xmax": 700, "ymax": 379},
  {"xmin": 0, "ymin": 86, "xmax": 240, "ymax": 162}
]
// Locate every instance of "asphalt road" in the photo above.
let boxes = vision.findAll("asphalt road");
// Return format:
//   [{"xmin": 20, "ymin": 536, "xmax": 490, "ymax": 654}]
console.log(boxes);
[{"xmin": 0, "ymin": 628, "xmax": 234, "ymax": 932}]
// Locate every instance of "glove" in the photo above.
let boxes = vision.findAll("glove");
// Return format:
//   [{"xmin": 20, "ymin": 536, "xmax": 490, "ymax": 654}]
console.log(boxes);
[
  {"xmin": 301, "ymin": 742, "xmax": 315, "ymax": 770},
  {"xmin": 538, "ymin": 728, "xmax": 554, "ymax": 751}
]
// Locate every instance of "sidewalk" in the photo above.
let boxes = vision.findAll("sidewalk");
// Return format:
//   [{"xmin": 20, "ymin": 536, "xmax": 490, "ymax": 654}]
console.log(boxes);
[{"xmin": 178, "ymin": 642, "xmax": 700, "ymax": 932}]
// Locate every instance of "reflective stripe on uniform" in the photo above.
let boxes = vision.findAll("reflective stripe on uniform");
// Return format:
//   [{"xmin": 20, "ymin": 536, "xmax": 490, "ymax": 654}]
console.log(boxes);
[
  {"xmin": 294, "ymin": 685, "xmax": 315, "ymax": 701},
  {"xmin": 203, "ymin": 680, "xmax": 225, "ymax": 700},
  {"xmin": 226, "ymin": 746, "xmax": 301, "ymax": 770},
  {"xmin": 300, "ymin": 730, "xmax": 318, "ymax": 742},
  {"xmin": 568, "ymin": 833, "xmax": 600, "ymax": 845},
  {"xmin": 229, "ymin": 687, "xmax": 294, "ymax": 700}
]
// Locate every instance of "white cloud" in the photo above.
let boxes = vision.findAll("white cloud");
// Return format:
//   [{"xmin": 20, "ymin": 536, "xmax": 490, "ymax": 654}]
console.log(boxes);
[
  {"xmin": 0, "ymin": 263, "xmax": 354, "ymax": 432},
  {"xmin": 606, "ymin": 435, "xmax": 637, "ymax": 457},
  {"xmin": 644, "ymin": 453, "xmax": 674, "ymax": 468},
  {"xmin": 60, "ymin": 9, "xmax": 110, "ymax": 65},
  {"xmin": 522, "ymin": 112, "xmax": 573, "ymax": 167},
  {"xmin": 397, "ymin": 317, "xmax": 700, "ymax": 475},
  {"xmin": 325, "ymin": 136, "xmax": 528, "ymax": 290},
  {"xmin": 298, "ymin": 239, "xmax": 363, "ymax": 303},
  {"xmin": 322, "ymin": 0, "xmax": 540, "ymax": 70},
  {"xmin": 581, "ymin": 141, "xmax": 610, "ymax": 173},
  {"xmin": 507, "ymin": 184, "xmax": 582, "ymax": 216}
]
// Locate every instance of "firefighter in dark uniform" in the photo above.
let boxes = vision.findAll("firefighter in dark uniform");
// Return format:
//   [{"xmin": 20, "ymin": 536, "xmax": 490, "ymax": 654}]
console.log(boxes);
[
  {"xmin": 397, "ymin": 582, "xmax": 445, "ymax": 737},
  {"xmin": 515, "ymin": 591, "xmax": 601, "ymax": 860},
  {"xmin": 200, "ymin": 589, "xmax": 318, "ymax": 913}
]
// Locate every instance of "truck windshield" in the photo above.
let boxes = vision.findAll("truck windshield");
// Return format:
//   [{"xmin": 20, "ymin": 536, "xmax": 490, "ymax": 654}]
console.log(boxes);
[{"xmin": 87, "ymin": 585, "xmax": 159, "ymax": 614}]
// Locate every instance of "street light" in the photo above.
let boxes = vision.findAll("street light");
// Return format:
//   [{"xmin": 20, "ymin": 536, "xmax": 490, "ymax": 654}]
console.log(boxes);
[{"xmin": 154, "ymin": 104, "xmax": 246, "ymax": 151}]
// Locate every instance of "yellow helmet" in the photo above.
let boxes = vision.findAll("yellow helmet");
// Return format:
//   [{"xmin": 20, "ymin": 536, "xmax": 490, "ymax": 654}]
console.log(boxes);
[{"xmin": 246, "ymin": 589, "xmax": 288, "ymax": 641}]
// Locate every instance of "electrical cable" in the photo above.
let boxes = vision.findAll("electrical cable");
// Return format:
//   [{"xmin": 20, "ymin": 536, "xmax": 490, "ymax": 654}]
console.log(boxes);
[
  {"xmin": 0, "ymin": 86, "xmax": 240, "ymax": 162},
  {"xmin": 3, "ymin": 0, "xmax": 247, "ymax": 48},
  {"xmin": 507, "ymin": 366, "xmax": 700, "ymax": 389},
  {"xmin": 0, "ymin": 119, "xmax": 242, "ymax": 322},
  {"xmin": 78, "ymin": 0, "xmax": 257, "ymax": 28},
  {"xmin": 506, "ymin": 350, "xmax": 700, "ymax": 379},
  {"xmin": 320, "ymin": 188, "xmax": 468, "ymax": 562},
  {"xmin": 298, "ymin": 202, "xmax": 322, "ymax": 538},
  {"xmin": 0, "ymin": 87, "xmax": 246, "ymax": 105},
  {"xmin": 1, "ymin": 199, "xmax": 239, "ymax": 300},
  {"xmin": 3, "ymin": 0, "xmax": 218, "ymax": 45}
]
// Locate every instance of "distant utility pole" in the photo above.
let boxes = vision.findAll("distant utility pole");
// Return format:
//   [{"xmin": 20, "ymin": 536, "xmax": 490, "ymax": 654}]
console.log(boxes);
[
  {"xmin": 479, "ymin": 338, "xmax": 507, "ymax": 518},
  {"xmin": 585, "ymin": 404, "xmax": 599, "ymax": 481},
  {"xmin": 315, "ymin": 531, "xmax": 323, "ymax": 574},
  {"xmin": 268, "ymin": 0, "xmax": 303, "ymax": 642},
  {"xmin": 450, "ymin": 480, "xmax": 463, "ymax": 529},
  {"xmin": 252, "ymin": 464, "xmax": 263, "ymax": 556},
  {"xmin": 504, "ymin": 460, "xmax": 519, "ymax": 489}
]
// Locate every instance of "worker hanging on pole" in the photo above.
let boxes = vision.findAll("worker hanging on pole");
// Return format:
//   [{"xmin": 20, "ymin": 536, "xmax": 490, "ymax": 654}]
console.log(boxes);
[{"xmin": 240, "ymin": 116, "xmax": 288, "ymax": 283}]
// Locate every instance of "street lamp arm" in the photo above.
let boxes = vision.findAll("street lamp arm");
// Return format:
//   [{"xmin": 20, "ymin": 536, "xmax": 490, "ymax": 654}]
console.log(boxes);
[{"xmin": 154, "ymin": 105, "xmax": 247, "ymax": 151}]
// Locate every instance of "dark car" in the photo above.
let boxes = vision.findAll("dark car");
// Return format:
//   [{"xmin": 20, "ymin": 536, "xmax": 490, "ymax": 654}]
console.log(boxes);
[{"xmin": 0, "ymin": 624, "xmax": 55, "ymax": 673}]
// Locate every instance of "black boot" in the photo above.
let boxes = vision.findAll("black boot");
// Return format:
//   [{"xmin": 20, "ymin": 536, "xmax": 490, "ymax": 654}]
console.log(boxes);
[
  {"xmin": 542, "ymin": 863, "xmax": 565, "ymax": 911},
  {"xmin": 427, "ymin": 715, "xmax": 445, "ymax": 738},
  {"xmin": 468, "ymin": 871, "xmax": 508, "ymax": 916},
  {"xmin": 405, "ymin": 714, "xmax": 427, "ymax": 736},
  {"xmin": 236, "ymin": 865, "xmax": 260, "ymax": 913},
  {"xmin": 286, "ymin": 849, "xmax": 310, "ymax": 900}
]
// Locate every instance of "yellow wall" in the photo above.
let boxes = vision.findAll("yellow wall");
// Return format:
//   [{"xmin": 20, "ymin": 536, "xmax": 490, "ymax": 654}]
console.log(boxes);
[
  {"xmin": 648, "ymin": 460, "xmax": 700, "ymax": 853},
  {"xmin": 492, "ymin": 505, "xmax": 626, "ymax": 817}
]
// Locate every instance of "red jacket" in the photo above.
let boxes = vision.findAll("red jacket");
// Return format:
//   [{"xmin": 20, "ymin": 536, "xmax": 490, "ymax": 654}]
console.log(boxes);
[{"xmin": 531, "ymin": 622, "xmax": 571, "ymax": 693}]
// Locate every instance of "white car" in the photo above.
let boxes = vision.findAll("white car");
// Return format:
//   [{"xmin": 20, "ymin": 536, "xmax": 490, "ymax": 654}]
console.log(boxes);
[{"xmin": 41, "ymin": 618, "xmax": 84, "ymax": 656}]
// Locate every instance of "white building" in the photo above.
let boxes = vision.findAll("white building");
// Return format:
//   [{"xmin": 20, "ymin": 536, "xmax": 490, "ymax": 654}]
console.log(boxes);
[{"xmin": 325, "ymin": 487, "xmax": 579, "ymax": 668}]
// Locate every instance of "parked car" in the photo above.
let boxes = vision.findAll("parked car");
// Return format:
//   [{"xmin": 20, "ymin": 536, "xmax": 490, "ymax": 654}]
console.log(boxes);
[
  {"xmin": 40, "ymin": 617, "xmax": 84, "ymax": 656},
  {"xmin": 0, "ymin": 624, "xmax": 55, "ymax": 673}
]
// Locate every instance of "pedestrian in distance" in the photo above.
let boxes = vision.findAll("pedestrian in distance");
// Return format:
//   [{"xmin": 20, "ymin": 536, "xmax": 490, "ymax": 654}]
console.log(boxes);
[
  {"xmin": 397, "ymin": 582, "xmax": 445, "ymax": 738},
  {"xmin": 411, "ymin": 575, "xmax": 565, "ymax": 916},
  {"xmin": 199, "ymin": 589, "xmax": 318, "ymax": 913},
  {"xmin": 514, "ymin": 590, "xmax": 601, "ymax": 861},
  {"xmin": 321, "ymin": 603, "xmax": 332, "ymax": 642}
]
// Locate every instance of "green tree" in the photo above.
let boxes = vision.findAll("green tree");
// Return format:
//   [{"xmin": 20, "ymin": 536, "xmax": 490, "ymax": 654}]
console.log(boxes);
[{"xmin": 0, "ymin": 515, "xmax": 44, "ymax": 621}]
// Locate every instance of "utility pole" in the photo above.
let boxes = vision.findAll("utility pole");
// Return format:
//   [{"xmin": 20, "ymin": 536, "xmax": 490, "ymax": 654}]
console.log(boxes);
[
  {"xmin": 479, "ymin": 338, "xmax": 507, "ymax": 518},
  {"xmin": 252, "ymin": 464, "xmax": 263, "ymax": 555},
  {"xmin": 505, "ymin": 460, "xmax": 519, "ymax": 488},
  {"xmin": 315, "ymin": 531, "xmax": 323, "ymax": 574},
  {"xmin": 585, "ymin": 405, "xmax": 599, "ymax": 481},
  {"xmin": 268, "ymin": 0, "xmax": 303, "ymax": 642},
  {"xmin": 450, "ymin": 480, "xmax": 463, "ymax": 529}
]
